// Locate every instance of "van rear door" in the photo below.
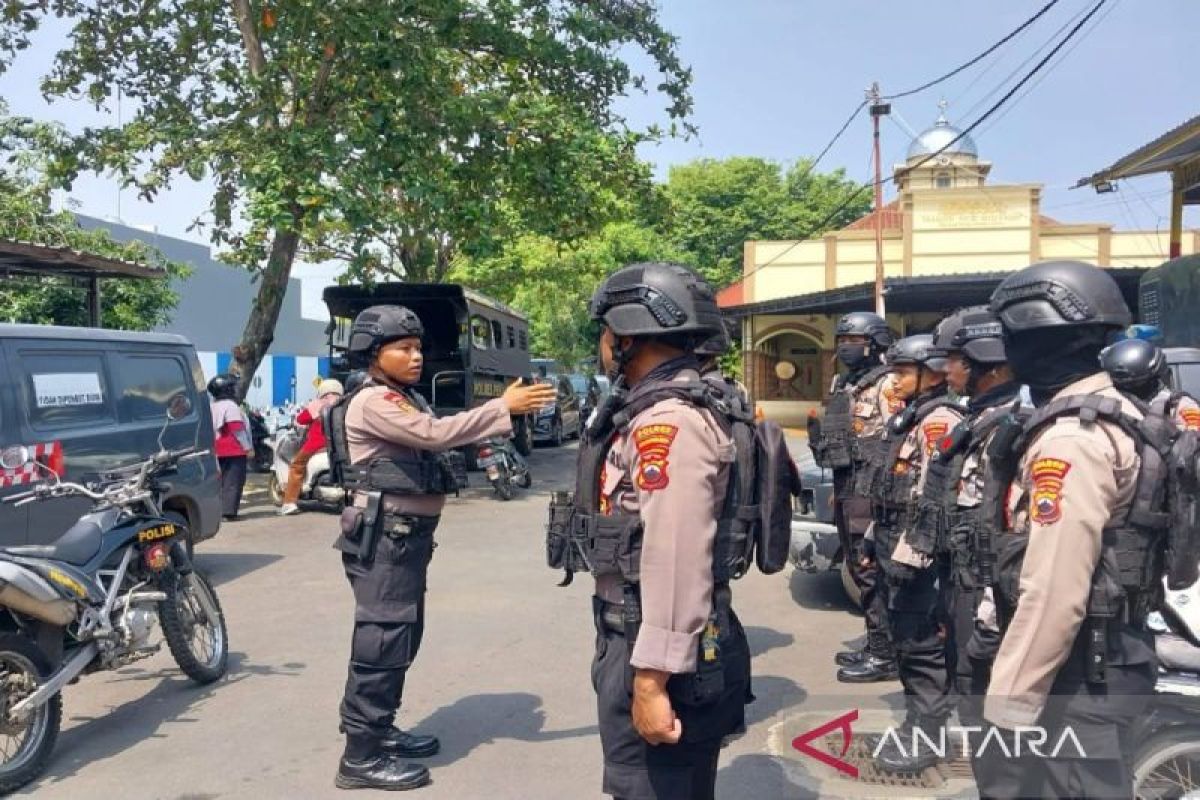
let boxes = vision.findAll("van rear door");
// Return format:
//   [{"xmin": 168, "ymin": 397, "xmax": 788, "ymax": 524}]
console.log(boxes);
[{"xmin": 0, "ymin": 345, "xmax": 30, "ymax": 545}]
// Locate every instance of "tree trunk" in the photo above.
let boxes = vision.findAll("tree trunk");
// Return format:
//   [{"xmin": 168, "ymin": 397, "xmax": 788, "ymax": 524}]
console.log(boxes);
[{"xmin": 232, "ymin": 222, "xmax": 302, "ymax": 401}]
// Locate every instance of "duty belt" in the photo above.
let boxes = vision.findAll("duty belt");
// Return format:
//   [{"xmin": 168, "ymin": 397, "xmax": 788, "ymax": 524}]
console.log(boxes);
[
  {"xmin": 381, "ymin": 513, "xmax": 438, "ymax": 539},
  {"xmin": 595, "ymin": 598, "xmax": 627, "ymax": 636}
]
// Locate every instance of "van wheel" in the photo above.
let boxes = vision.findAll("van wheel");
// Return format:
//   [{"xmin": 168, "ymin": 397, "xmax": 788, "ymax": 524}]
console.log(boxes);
[{"xmin": 551, "ymin": 417, "xmax": 564, "ymax": 447}]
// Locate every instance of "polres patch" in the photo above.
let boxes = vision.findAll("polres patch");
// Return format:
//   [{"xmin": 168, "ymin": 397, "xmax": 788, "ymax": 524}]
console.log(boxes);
[
  {"xmin": 633, "ymin": 423, "xmax": 678, "ymax": 492},
  {"xmin": 383, "ymin": 391, "xmax": 418, "ymax": 414},
  {"xmin": 922, "ymin": 421, "xmax": 949, "ymax": 456},
  {"xmin": 1030, "ymin": 457, "xmax": 1071, "ymax": 525},
  {"xmin": 1181, "ymin": 407, "xmax": 1200, "ymax": 432}
]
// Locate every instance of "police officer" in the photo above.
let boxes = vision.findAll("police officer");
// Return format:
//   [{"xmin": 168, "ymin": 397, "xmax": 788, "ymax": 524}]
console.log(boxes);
[
  {"xmin": 852, "ymin": 333, "xmax": 964, "ymax": 772},
  {"xmin": 916, "ymin": 306, "xmax": 1020, "ymax": 781},
  {"xmin": 981, "ymin": 261, "xmax": 1156, "ymax": 797},
  {"xmin": 813, "ymin": 312, "xmax": 903, "ymax": 682},
  {"xmin": 330, "ymin": 305, "xmax": 554, "ymax": 791},
  {"xmin": 577, "ymin": 262, "xmax": 752, "ymax": 800},
  {"xmin": 1100, "ymin": 336, "xmax": 1200, "ymax": 431}
]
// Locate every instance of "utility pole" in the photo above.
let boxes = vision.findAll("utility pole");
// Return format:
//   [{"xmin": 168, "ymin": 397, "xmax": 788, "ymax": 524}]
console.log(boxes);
[{"xmin": 867, "ymin": 83, "xmax": 890, "ymax": 318}]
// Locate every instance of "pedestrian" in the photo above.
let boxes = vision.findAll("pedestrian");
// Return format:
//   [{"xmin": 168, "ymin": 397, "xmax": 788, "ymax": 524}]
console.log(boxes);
[
  {"xmin": 854, "ymin": 333, "xmax": 964, "ymax": 772},
  {"xmin": 208, "ymin": 373, "xmax": 253, "ymax": 521},
  {"xmin": 279, "ymin": 378, "xmax": 344, "ymax": 516},
  {"xmin": 572, "ymin": 262, "xmax": 753, "ymax": 800},
  {"xmin": 978, "ymin": 261, "xmax": 1168, "ymax": 797},
  {"xmin": 327, "ymin": 304, "xmax": 554, "ymax": 792},
  {"xmin": 912, "ymin": 306, "xmax": 1020, "ymax": 782},
  {"xmin": 814, "ymin": 312, "xmax": 903, "ymax": 683}
]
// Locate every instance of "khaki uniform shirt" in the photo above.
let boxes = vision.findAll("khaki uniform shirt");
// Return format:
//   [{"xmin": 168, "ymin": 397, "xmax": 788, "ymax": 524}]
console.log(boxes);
[
  {"xmin": 345, "ymin": 381, "xmax": 512, "ymax": 516},
  {"xmin": 849, "ymin": 371, "xmax": 904, "ymax": 441},
  {"xmin": 890, "ymin": 401, "xmax": 964, "ymax": 567},
  {"xmin": 984, "ymin": 373, "xmax": 1141, "ymax": 728},
  {"xmin": 595, "ymin": 370, "xmax": 734, "ymax": 675}
]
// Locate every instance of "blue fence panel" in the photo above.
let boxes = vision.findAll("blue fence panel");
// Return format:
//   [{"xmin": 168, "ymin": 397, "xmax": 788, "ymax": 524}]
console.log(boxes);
[
  {"xmin": 272, "ymin": 356, "xmax": 297, "ymax": 406},
  {"xmin": 216, "ymin": 352, "xmax": 232, "ymax": 375},
  {"xmin": 318, "ymin": 356, "xmax": 331, "ymax": 379}
]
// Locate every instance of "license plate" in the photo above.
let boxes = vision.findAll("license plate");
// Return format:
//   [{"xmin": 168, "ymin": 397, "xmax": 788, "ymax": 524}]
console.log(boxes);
[{"xmin": 477, "ymin": 454, "xmax": 500, "ymax": 467}]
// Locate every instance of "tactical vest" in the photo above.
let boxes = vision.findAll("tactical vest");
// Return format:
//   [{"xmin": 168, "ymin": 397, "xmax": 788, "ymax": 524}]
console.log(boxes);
[
  {"xmin": 910, "ymin": 399, "xmax": 1015, "ymax": 572},
  {"xmin": 325, "ymin": 383, "xmax": 461, "ymax": 496},
  {"xmin": 979, "ymin": 391, "xmax": 1200, "ymax": 680},
  {"xmin": 813, "ymin": 366, "xmax": 891, "ymax": 470},
  {"xmin": 547, "ymin": 372, "xmax": 794, "ymax": 591}
]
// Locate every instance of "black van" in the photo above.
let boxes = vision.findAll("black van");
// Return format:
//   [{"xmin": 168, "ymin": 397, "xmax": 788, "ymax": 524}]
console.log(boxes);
[
  {"xmin": 323, "ymin": 283, "xmax": 537, "ymax": 454},
  {"xmin": 0, "ymin": 325, "xmax": 222, "ymax": 548}
]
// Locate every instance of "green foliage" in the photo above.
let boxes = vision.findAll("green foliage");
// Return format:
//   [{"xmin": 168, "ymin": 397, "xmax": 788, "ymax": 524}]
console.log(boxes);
[
  {"xmin": 0, "ymin": 1, "xmax": 694, "ymax": 393},
  {"xmin": 0, "ymin": 129, "xmax": 188, "ymax": 330},
  {"xmin": 452, "ymin": 221, "xmax": 687, "ymax": 366},
  {"xmin": 662, "ymin": 157, "xmax": 869, "ymax": 287}
]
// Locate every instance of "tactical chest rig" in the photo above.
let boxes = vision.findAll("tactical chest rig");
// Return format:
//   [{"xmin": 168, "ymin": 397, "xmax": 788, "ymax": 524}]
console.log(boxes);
[
  {"xmin": 979, "ymin": 392, "xmax": 1200, "ymax": 683},
  {"xmin": 912, "ymin": 400, "xmax": 1016, "ymax": 583},
  {"xmin": 867, "ymin": 394, "xmax": 963, "ymax": 563},
  {"xmin": 811, "ymin": 366, "xmax": 891, "ymax": 472}
]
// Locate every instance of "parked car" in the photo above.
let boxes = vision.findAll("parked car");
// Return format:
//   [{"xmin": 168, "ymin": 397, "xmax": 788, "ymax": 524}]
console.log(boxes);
[
  {"xmin": 532, "ymin": 374, "xmax": 582, "ymax": 446},
  {"xmin": 568, "ymin": 373, "xmax": 602, "ymax": 425},
  {"xmin": 0, "ymin": 324, "xmax": 222, "ymax": 550}
]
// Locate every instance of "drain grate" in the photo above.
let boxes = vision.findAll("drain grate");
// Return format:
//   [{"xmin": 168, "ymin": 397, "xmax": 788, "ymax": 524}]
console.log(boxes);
[{"xmin": 816, "ymin": 731, "xmax": 974, "ymax": 789}]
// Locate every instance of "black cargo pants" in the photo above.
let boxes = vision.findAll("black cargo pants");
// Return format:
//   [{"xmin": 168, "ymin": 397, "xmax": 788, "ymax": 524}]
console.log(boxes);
[
  {"xmin": 592, "ymin": 596, "xmax": 751, "ymax": 800},
  {"xmin": 834, "ymin": 468, "xmax": 891, "ymax": 658},
  {"xmin": 888, "ymin": 558, "xmax": 951, "ymax": 723},
  {"xmin": 339, "ymin": 518, "xmax": 438, "ymax": 761}
]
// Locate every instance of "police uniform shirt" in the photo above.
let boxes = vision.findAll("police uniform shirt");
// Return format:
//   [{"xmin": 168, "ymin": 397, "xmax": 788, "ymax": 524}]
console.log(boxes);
[
  {"xmin": 596, "ymin": 369, "xmax": 734, "ymax": 674},
  {"xmin": 889, "ymin": 403, "xmax": 964, "ymax": 567},
  {"xmin": 849, "ymin": 371, "xmax": 905, "ymax": 441},
  {"xmin": 984, "ymin": 372, "xmax": 1142, "ymax": 729},
  {"xmin": 345, "ymin": 381, "xmax": 513, "ymax": 516}
]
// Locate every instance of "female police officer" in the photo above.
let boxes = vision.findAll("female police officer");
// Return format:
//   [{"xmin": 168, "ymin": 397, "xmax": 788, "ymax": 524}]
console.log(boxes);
[{"xmin": 329, "ymin": 305, "xmax": 554, "ymax": 791}]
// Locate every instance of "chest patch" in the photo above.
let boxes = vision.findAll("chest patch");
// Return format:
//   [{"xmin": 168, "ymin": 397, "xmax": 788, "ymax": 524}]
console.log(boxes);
[
  {"xmin": 1030, "ymin": 457, "xmax": 1071, "ymax": 525},
  {"xmin": 633, "ymin": 424, "xmax": 678, "ymax": 492},
  {"xmin": 923, "ymin": 421, "xmax": 949, "ymax": 456},
  {"xmin": 383, "ymin": 391, "xmax": 417, "ymax": 414}
]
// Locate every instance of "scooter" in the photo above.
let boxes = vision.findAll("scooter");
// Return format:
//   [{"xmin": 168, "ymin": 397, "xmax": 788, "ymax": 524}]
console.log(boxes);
[
  {"xmin": 245, "ymin": 408, "xmax": 273, "ymax": 473},
  {"xmin": 476, "ymin": 437, "xmax": 531, "ymax": 501},
  {"xmin": 267, "ymin": 425, "xmax": 345, "ymax": 511}
]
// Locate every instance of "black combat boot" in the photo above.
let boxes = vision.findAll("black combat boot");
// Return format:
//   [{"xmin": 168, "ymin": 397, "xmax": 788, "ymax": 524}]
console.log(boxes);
[
  {"xmin": 835, "ymin": 648, "xmax": 866, "ymax": 667},
  {"xmin": 381, "ymin": 727, "xmax": 440, "ymax": 758},
  {"xmin": 836, "ymin": 654, "xmax": 898, "ymax": 683},
  {"xmin": 873, "ymin": 716, "xmax": 945, "ymax": 774},
  {"xmin": 336, "ymin": 754, "xmax": 431, "ymax": 791}
]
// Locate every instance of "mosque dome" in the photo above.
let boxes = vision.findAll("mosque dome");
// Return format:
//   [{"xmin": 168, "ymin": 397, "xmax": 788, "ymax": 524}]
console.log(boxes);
[{"xmin": 907, "ymin": 108, "xmax": 978, "ymax": 161}]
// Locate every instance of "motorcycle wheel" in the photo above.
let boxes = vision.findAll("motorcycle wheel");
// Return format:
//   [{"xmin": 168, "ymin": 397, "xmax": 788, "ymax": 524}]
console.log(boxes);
[
  {"xmin": 0, "ymin": 634, "xmax": 61, "ymax": 795},
  {"xmin": 517, "ymin": 470, "xmax": 533, "ymax": 489},
  {"xmin": 160, "ymin": 571, "xmax": 229, "ymax": 685},
  {"xmin": 1134, "ymin": 728, "xmax": 1200, "ymax": 799},
  {"xmin": 493, "ymin": 467, "xmax": 514, "ymax": 501},
  {"xmin": 254, "ymin": 443, "xmax": 273, "ymax": 473},
  {"xmin": 268, "ymin": 473, "xmax": 284, "ymax": 507}
]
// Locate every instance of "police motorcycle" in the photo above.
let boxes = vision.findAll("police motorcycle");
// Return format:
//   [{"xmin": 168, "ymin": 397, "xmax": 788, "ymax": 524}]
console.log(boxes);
[
  {"xmin": 0, "ymin": 393, "xmax": 228, "ymax": 794},
  {"xmin": 475, "ymin": 435, "xmax": 531, "ymax": 501},
  {"xmin": 267, "ymin": 424, "xmax": 345, "ymax": 510}
]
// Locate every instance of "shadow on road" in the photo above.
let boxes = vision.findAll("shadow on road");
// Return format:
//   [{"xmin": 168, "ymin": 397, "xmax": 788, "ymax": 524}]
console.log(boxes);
[
  {"xmin": 192, "ymin": 552, "xmax": 283, "ymax": 587},
  {"xmin": 411, "ymin": 692, "xmax": 596, "ymax": 768},
  {"xmin": 745, "ymin": 626, "xmax": 795, "ymax": 658},
  {"xmin": 23, "ymin": 652, "xmax": 301, "ymax": 795},
  {"xmin": 788, "ymin": 568, "xmax": 858, "ymax": 614},
  {"xmin": 717, "ymin": 753, "xmax": 816, "ymax": 799},
  {"xmin": 745, "ymin": 674, "xmax": 808, "ymax": 726}
]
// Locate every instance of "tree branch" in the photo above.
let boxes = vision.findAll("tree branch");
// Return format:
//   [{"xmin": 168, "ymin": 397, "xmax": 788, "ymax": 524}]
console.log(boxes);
[{"xmin": 231, "ymin": 0, "xmax": 267, "ymax": 79}]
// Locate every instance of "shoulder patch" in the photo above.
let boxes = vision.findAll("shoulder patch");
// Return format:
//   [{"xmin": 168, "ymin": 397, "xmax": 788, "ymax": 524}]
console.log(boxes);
[
  {"xmin": 1180, "ymin": 407, "xmax": 1200, "ymax": 432},
  {"xmin": 922, "ymin": 421, "xmax": 949, "ymax": 456},
  {"xmin": 1030, "ymin": 457, "xmax": 1071, "ymax": 525},
  {"xmin": 633, "ymin": 424, "xmax": 678, "ymax": 492},
  {"xmin": 882, "ymin": 381, "xmax": 904, "ymax": 414},
  {"xmin": 382, "ymin": 391, "xmax": 418, "ymax": 414}
]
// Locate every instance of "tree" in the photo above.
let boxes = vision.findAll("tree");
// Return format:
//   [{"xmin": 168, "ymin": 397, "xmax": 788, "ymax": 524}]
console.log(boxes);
[
  {"xmin": 452, "ymin": 221, "xmax": 687, "ymax": 367},
  {"xmin": 0, "ymin": 114, "xmax": 187, "ymax": 329},
  {"xmin": 1, "ymin": 0, "xmax": 692, "ymax": 396},
  {"xmin": 663, "ymin": 157, "xmax": 869, "ymax": 287}
]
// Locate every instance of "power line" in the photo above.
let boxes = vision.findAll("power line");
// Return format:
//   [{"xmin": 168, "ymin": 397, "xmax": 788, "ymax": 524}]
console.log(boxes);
[
  {"xmin": 789, "ymin": 100, "xmax": 868, "ymax": 186},
  {"xmin": 743, "ymin": 0, "xmax": 1110, "ymax": 282},
  {"xmin": 882, "ymin": 0, "xmax": 1064, "ymax": 99}
]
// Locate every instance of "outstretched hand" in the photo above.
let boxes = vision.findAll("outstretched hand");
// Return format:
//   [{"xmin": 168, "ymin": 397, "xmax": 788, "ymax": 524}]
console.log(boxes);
[{"xmin": 502, "ymin": 379, "xmax": 556, "ymax": 415}]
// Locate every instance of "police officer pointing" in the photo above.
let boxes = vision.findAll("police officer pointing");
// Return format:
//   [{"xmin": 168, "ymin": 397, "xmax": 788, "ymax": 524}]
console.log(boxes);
[
  {"xmin": 329, "ymin": 305, "xmax": 554, "ymax": 791},
  {"xmin": 575, "ymin": 263, "xmax": 752, "ymax": 800}
]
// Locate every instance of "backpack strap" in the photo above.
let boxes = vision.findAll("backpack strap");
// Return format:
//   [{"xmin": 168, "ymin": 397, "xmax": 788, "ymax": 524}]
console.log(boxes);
[{"xmin": 850, "ymin": 365, "xmax": 891, "ymax": 392}]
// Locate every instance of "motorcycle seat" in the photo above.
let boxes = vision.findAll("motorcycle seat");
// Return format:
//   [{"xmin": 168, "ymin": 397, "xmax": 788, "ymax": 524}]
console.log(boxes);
[{"xmin": 4, "ymin": 517, "xmax": 104, "ymax": 566}]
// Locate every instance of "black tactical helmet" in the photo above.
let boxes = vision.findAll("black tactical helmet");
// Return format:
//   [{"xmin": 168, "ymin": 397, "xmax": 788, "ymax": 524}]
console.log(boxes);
[
  {"xmin": 989, "ymin": 260, "xmax": 1132, "ymax": 333},
  {"xmin": 1099, "ymin": 338, "xmax": 1168, "ymax": 394},
  {"xmin": 936, "ymin": 305, "xmax": 1006, "ymax": 365},
  {"xmin": 347, "ymin": 305, "xmax": 425, "ymax": 364},
  {"xmin": 835, "ymin": 311, "xmax": 893, "ymax": 349},
  {"xmin": 590, "ymin": 262, "xmax": 722, "ymax": 340},
  {"xmin": 207, "ymin": 373, "xmax": 238, "ymax": 400},
  {"xmin": 694, "ymin": 319, "xmax": 733, "ymax": 357},
  {"xmin": 886, "ymin": 334, "xmax": 947, "ymax": 371}
]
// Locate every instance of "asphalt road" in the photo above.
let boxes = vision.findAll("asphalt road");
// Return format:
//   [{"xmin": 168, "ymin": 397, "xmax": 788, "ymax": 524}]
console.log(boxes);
[{"xmin": 20, "ymin": 441, "xmax": 931, "ymax": 800}]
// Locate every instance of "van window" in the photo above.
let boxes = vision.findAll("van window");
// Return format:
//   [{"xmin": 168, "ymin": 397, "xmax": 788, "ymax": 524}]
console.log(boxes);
[
  {"xmin": 20, "ymin": 351, "xmax": 114, "ymax": 429},
  {"xmin": 518, "ymin": 330, "xmax": 528, "ymax": 351},
  {"xmin": 114, "ymin": 355, "xmax": 190, "ymax": 421},
  {"xmin": 470, "ymin": 316, "xmax": 492, "ymax": 349},
  {"xmin": 491, "ymin": 320, "xmax": 504, "ymax": 349},
  {"xmin": 506, "ymin": 325, "xmax": 516, "ymax": 348}
]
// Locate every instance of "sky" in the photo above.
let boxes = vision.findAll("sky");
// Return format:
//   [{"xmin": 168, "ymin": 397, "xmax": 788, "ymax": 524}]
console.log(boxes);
[{"xmin": 0, "ymin": 0, "xmax": 1196, "ymax": 318}]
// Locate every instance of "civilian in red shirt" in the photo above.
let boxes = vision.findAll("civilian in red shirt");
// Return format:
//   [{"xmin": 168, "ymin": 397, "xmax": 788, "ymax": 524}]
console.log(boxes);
[
  {"xmin": 208, "ymin": 374, "xmax": 253, "ymax": 520},
  {"xmin": 280, "ymin": 379, "xmax": 344, "ymax": 515}
]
